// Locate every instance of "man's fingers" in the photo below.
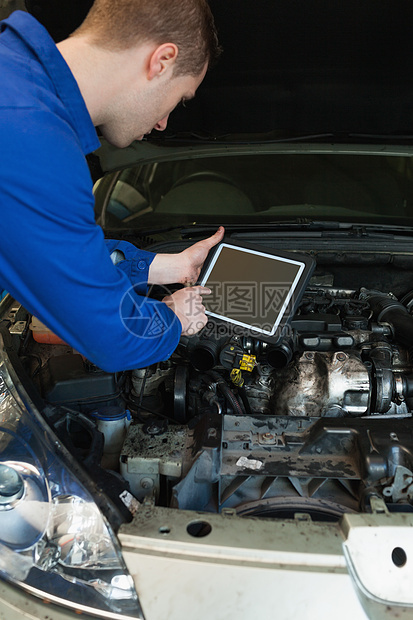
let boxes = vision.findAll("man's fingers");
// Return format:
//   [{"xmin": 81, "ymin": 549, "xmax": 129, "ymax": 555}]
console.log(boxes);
[
  {"xmin": 187, "ymin": 286, "xmax": 211, "ymax": 296},
  {"xmin": 163, "ymin": 286, "xmax": 211, "ymax": 336}
]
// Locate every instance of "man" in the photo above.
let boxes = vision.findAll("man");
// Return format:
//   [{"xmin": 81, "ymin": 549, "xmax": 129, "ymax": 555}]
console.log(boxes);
[{"xmin": 0, "ymin": 0, "xmax": 223, "ymax": 372}]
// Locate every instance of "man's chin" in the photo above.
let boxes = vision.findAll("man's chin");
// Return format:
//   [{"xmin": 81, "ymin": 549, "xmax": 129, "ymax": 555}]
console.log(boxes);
[
  {"xmin": 98, "ymin": 126, "xmax": 142, "ymax": 148},
  {"xmin": 111, "ymin": 135, "xmax": 145, "ymax": 148}
]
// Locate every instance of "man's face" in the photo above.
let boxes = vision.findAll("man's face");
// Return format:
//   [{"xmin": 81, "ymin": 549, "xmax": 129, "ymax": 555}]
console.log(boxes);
[{"xmin": 99, "ymin": 64, "xmax": 207, "ymax": 148}]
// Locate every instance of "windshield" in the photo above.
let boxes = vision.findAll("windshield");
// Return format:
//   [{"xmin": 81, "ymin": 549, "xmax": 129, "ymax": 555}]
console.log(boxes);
[{"xmin": 95, "ymin": 152, "xmax": 413, "ymax": 230}]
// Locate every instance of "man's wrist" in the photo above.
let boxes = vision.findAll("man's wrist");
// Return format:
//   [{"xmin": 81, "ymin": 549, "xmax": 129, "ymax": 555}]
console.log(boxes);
[{"xmin": 148, "ymin": 252, "xmax": 183, "ymax": 285}]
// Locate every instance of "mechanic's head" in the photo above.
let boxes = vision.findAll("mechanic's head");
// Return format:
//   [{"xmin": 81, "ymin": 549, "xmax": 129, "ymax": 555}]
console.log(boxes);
[
  {"xmin": 73, "ymin": 0, "xmax": 221, "ymax": 77},
  {"xmin": 62, "ymin": 0, "xmax": 221, "ymax": 147}
]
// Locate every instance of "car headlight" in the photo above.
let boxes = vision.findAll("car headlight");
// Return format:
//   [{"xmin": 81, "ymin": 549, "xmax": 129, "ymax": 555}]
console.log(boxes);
[{"xmin": 0, "ymin": 339, "xmax": 144, "ymax": 619}]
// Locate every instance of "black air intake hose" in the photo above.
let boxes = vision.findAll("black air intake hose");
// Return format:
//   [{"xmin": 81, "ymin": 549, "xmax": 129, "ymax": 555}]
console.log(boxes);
[
  {"xmin": 365, "ymin": 291, "xmax": 413, "ymax": 349},
  {"xmin": 207, "ymin": 370, "xmax": 244, "ymax": 416}
]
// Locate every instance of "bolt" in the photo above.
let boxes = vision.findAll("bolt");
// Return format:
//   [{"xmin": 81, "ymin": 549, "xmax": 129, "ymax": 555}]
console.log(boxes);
[
  {"xmin": 304, "ymin": 352, "xmax": 315, "ymax": 360},
  {"xmin": 148, "ymin": 424, "xmax": 161, "ymax": 434},
  {"xmin": 262, "ymin": 432, "xmax": 274, "ymax": 440},
  {"xmin": 140, "ymin": 478, "xmax": 154, "ymax": 489},
  {"xmin": 336, "ymin": 352, "xmax": 346, "ymax": 362}
]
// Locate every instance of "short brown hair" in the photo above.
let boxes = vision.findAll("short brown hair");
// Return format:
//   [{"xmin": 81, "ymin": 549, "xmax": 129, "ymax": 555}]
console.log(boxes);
[{"xmin": 74, "ymin": 0, "xmax": 221, "ymax": 76}]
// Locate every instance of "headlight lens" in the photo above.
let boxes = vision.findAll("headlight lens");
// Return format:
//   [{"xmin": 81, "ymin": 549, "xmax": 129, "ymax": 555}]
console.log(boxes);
[{"xmin": 0, "ymin": 349, "xmax": 144, "ymax": 619}]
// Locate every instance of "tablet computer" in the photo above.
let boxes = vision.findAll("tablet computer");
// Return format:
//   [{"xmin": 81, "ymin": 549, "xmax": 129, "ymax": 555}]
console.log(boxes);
[{"xmin": 198, "ymin": 239, "xmax": 315, "ymax": 343}]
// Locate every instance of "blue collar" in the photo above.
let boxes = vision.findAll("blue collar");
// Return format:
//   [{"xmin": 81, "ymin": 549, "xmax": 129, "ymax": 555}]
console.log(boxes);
[{"xmin": 0, "ymin": 11, "xmax": 100, "ymax": 155}]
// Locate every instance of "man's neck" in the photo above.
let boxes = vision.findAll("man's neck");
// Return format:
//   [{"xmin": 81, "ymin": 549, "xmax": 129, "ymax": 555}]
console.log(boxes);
[{"xmin": 56, "ymin": 36, "xmax": 150, "ymax": 126}]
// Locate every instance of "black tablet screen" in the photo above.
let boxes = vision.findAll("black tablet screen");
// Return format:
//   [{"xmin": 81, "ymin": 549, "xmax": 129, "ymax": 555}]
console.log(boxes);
[{"xmin": 200, "ymin": 244, "xmax": 305, "ymax": 336}]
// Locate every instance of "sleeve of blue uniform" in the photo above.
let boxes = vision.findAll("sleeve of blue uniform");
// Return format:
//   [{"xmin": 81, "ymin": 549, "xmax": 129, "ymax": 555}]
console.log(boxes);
[
  {"xmin": 104, "ymin": 239, "xmax": 156, "ymax": 295},
  {"xmin": 0, "ymin": 109, "xmax": 182, "ymax": 372}
]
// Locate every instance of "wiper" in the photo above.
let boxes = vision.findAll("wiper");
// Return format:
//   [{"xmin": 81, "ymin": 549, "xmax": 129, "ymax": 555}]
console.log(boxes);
[
  {"xmin": 105, "ymin": 223, "xmax": 262, "ymax": 240},
  {"xmin": 104, "ymin": 224, "xmax": 195, "ymax": 237},
  {"xmin": 105, "ymin": 220, "xmax": 413, "ymax": 241},
  {"xmin": 179, "ymin": 221, "xmax": 413, "ymax": 235},
  {"xmin": 179, "ymin": 220, "xmax": 344, "ymax": 237},
  {"xmin": 104, "ymin": 221, "xmax": 330, "ymax": 242}
]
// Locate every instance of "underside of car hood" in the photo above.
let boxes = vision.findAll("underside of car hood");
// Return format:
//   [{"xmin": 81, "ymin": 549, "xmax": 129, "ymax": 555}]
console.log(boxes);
[
  {"xmin": 170, "ymin": 0, "xmax": 413, "ymax": 141},
  {"xmin": 26, "ymin": 0, "xmax": 413, "ymax": 142}
]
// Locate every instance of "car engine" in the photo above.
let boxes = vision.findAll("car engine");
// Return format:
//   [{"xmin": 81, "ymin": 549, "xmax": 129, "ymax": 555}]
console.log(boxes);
[{"xmin": 10, "ymin": 265, "xmax": 413, "ymax": 523}]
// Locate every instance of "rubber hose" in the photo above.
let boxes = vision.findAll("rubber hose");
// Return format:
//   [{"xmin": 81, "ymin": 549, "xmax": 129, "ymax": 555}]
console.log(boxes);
[
  {"xmin": 207, "ymin": 370, "xmax": 244, "ymax": 416},
  {"xmin": 367, "ymin": 293, "xmax": 413, "ymax": 350}
]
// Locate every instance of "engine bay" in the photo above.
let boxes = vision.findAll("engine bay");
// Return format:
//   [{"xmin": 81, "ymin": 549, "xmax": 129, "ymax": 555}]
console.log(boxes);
[{"xmin": 7, "ymin": 248, "xmax": 413, "ymax": 524}]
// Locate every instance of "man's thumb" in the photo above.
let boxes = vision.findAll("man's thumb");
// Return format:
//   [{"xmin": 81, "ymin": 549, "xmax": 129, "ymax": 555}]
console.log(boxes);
[{"xmin": 207, "ymin": 226, "xmax": 225, "ymax": 248}]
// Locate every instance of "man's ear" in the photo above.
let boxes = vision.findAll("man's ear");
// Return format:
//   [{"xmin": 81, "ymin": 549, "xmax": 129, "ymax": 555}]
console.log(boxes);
[{"xmin": 147, "ymin": 43, "xmax": 178, "ymax": 80}]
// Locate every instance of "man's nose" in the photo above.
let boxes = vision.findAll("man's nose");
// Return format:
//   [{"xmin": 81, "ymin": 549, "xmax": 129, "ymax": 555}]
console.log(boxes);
[{"xmin": 154, "ymin": 115, "xmax": 169, "ymax": 131}]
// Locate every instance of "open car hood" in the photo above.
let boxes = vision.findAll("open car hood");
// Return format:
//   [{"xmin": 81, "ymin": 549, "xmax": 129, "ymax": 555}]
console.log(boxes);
[
  {"xmin": 26, "ymin": 0, "xmax": 413, "ymax": 143},
  {"xmin": 168, "ymin": 0, "xmax": 413, "ymax": 142}
]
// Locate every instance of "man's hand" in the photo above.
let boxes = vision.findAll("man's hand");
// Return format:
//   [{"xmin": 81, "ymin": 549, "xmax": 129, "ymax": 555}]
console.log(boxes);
[
  {"xmin": 162, "ymin": 286, "xmax": 211, "ymax": 335},
  {"xmin": 148, "ymin": 226, "xmax": 224, "ymax": 285},
  {"xmin": 177, "ymin": 225, "xmax": 225, "ymax": 285}
]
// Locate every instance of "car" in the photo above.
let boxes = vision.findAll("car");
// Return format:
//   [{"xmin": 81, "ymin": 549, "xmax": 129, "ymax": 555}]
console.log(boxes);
[{"xmin": 2, "ymin": 1, "xmax": 413, "ymax": 619}]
